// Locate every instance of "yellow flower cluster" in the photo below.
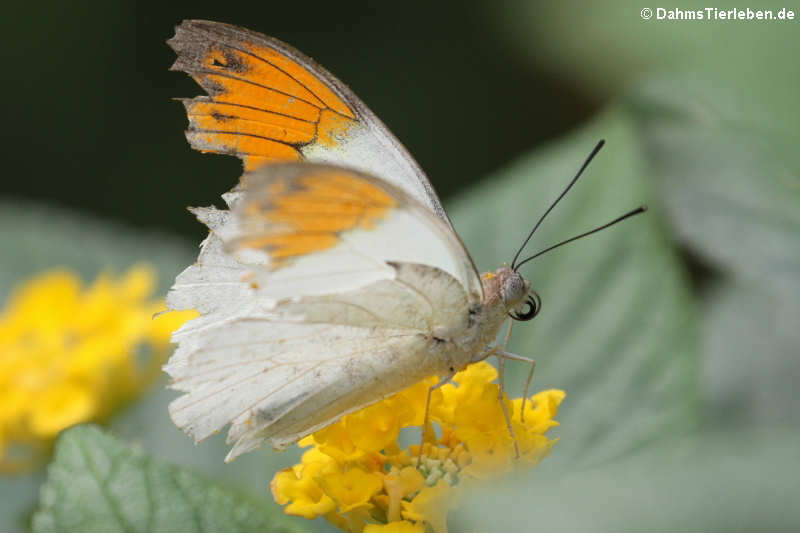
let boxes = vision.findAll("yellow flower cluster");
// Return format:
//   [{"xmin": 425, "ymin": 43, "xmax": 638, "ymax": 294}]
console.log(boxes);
[
  {"xmin": 271, "ymin": 362, "xmax": 565, "ymax": 533},
  {"xmin": 0, "ymin": 266, "xmax": 194, "ymax": 473}
]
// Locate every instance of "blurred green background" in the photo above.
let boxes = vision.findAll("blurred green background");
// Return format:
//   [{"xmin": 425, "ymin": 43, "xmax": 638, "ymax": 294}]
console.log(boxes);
[{"xmin": 2, "ymin": 1, "xmax": 799, "ymax": 532}]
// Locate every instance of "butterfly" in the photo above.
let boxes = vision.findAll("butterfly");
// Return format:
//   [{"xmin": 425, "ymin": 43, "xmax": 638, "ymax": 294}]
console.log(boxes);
[{"xmin": 163, "ymin": 20, "xmax": 645, "ymax": 462}]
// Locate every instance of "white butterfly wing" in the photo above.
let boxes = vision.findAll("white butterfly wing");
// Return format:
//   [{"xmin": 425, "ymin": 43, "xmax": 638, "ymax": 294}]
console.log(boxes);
[
  {"xmin": 169, "ymin": 19, "xmax": 451, "ymax": 225},
  {"xmin": 165, "ymin": 164, "xmax": 481, "ymax": 460}
]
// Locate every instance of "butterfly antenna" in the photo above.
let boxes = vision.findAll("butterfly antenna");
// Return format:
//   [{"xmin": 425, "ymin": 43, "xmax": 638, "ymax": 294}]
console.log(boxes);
[
  {"xmin": 514, "ymin": 205, "xmax": 647, "ymax": 270},
  {"xmin": 510, "ymin": 140, "xmax": 606, "ymax": 270}
]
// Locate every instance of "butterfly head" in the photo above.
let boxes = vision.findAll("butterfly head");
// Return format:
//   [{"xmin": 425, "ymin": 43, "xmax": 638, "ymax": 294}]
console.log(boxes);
[{"xmin": 482, "ymin": 267, "xmax": 541, "ymax": 322}]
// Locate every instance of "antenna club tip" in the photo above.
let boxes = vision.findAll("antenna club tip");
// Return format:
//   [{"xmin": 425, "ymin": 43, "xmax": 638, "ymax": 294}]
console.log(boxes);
[{"xmin": 640, "ymin": 204, "xmax": 648, "ymax": 212}]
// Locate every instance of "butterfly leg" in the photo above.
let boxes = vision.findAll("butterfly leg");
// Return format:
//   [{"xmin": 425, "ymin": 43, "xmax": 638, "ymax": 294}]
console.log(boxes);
[
  {"xmin": 496, "ymin": 349, "xmax": 537, "ymax": 424},
  {"xmin": 417, "ymin": 372, "xmax": 457, "ymax": 467},
  {"xmin": 490, "ymin": 320, "xmax": 521, "ymax": 458},
  {"xmin": 502, "ymin": 319, "xmax": 514, "ymax": 351},
  {"xmin": 495, "ymin": 350, "xmax": 520, "ymax": 459}
]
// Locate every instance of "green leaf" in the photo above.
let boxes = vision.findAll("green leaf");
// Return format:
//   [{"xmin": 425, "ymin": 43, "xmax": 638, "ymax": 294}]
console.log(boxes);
[
  {"xmin": 625, "ymin": 81, "xmax": 800, "ymax": 294},
  {"xmin": 454, "ymin": 426, "xmax": 800, "ymax": 532},
  {"xmin": 702, "ymin": 281, "xmax": 800, "ymax": 426},
  {"xmin": 32, "ymin": 425, "xmax": 308, "ymax": 533},
  {"xmin": 448, "ymin": 109, "xmax": 699, "ymax": 468},
  {"xmin": 623, "ymin": 81, "xmax": 800, "ymax": 424}
]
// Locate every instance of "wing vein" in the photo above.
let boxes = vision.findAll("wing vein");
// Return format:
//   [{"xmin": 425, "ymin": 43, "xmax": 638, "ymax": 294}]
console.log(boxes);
[
  {"xmin": 172, "ymin": 334, "xmax": 419, "ymax": 416},
  {"xmin": 183, "ymin": 99, "xmax": 318, "ymax": 124},
  {"xmin": 188, "ymin": 128, "xmax": 301, "ymax": 149},
  {"xmin": 189, "ymin": 68, "xmax": 323, "ymax": 110}
]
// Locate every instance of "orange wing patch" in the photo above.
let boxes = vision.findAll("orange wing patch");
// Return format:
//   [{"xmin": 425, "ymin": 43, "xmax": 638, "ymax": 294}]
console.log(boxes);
[
  {"xmin": 236, "ymin": 170, "xmax": 397, "ymax": 264},
  {"xmin": 169, "ymin": 21, "xmax": 357, "ymax": 170}
]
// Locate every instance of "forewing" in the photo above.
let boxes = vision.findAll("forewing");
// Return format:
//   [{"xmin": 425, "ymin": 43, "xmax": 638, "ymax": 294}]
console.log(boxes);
[
  {"xmin": 165, "ymin": 164, "xmax": 481, "ymax": 459},
  {"xmin": 169, "ymin": 19, "xmax": 450, "ymax": 223}
]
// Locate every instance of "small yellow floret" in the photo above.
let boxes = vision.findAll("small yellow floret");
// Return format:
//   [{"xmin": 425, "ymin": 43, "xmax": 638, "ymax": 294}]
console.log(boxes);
[
  {"xmin": 271, "ymin": 465, "xmax": 337, "ymax": 519},
  {"xmin": 318, "ymin": 467, "xmax": 384, "ymax": 513},
  {"xmin": 401, "ymin": 480, "xmax": 460, "ymax": 533}
]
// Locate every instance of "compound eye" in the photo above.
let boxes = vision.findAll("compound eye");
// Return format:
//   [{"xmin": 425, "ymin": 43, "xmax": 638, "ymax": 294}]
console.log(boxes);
[{"xmin": 509, "ymin": 291, "xmax": 542, "ymax": 322}]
